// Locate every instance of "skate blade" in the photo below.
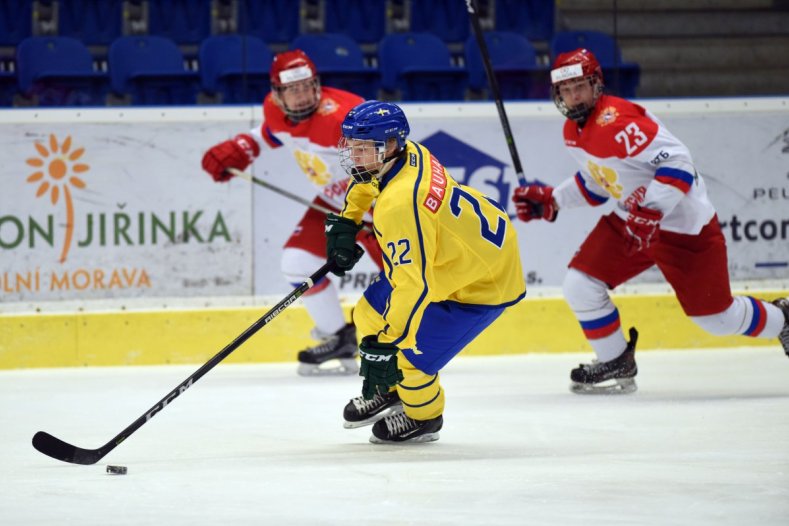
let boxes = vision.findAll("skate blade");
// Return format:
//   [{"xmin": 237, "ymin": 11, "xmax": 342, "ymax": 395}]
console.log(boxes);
[
  {"xmin": 369, "ymin": 432, "xmax": 440, "ymax": 445},
  {"xmin": 343, "ymin": 404, "xmax": 404, "ymax": 429},
  {"xmin": 297, "ymin": 358, "xmax": 359, "ymax": 377},
  {"xmin": 570, "ymin": 377, "xmax": 637, "ymax": 395}
]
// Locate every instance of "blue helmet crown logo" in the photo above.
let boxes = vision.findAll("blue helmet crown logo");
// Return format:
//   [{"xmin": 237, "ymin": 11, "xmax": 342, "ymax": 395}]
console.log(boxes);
[{"xmin": 341, "ymin": 100, "xmax": 410, "ymax": 150}]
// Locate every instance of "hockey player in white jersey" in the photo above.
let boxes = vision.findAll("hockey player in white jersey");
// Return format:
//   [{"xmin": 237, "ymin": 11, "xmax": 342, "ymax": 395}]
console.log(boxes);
[
  {"xmin": 201, "ymin": 50, "xmax": 383, "ymax": 376},
  {"xmin": 512, "ymin": 48, "xmax": 789, "ymax": 394}
]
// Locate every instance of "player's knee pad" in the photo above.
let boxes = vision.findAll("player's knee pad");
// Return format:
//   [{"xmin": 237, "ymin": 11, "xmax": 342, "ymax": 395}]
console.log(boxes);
[
  {"xmin": 691, "ymin": 297, "xmax": 747, "ymax": 336},
  {"xmin": 396, "ymin": 354, "xmax": 444, "ymax": 420},
  {"xmin": 563, "ymin": 268, "xmax": 613, "ymax": 313},
  {"xmin": 280, "ymin": 247, "xmax": 324, "ymax": 283}
]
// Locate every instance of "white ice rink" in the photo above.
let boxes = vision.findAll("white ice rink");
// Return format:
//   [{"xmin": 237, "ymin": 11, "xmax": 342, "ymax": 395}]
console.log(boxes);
[{"xmin": 2, "ymin": 346, "xmax": 788, "ymax": 526}]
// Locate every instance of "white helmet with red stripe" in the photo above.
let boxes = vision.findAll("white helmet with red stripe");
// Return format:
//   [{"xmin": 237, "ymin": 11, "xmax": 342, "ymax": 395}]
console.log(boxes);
[{"xmin": 270, "ymin": 49, "xmax": 321, "ymax": 121}]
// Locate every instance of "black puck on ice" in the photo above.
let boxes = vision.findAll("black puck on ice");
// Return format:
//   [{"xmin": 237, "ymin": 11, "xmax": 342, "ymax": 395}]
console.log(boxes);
[{"xmin": 106, "ymin": 465, "xmax": 128, "ymax": 475}]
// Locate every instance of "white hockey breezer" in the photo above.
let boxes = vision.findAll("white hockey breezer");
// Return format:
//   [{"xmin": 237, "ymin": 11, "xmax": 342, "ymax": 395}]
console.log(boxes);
[
  {"xmin": 569, "ymin": 327, "xmax": 639, "ymax": 395},
  {"xmin": 297, "ymin": 323, "xmax": 359, "ymax": 376}
]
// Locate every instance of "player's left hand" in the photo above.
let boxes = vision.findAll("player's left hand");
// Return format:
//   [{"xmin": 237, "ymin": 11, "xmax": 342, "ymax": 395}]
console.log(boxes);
[
  {"xmin": 625, "ymin": 204, "xmax": 663, "ymax": 253},
  {"xmin": 359, "ymin": 336, "xmax": 403, "ymax": 400}
]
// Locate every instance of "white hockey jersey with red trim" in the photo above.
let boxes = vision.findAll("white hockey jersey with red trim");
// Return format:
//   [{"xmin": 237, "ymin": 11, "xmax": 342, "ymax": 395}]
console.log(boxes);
[
  {"xmin": 552, "ymin": 94, "xmax": 715, "ymax": 235},
  {"xmin": 248, "ymin": 87, "xmax": 364, "ymax": 210}
]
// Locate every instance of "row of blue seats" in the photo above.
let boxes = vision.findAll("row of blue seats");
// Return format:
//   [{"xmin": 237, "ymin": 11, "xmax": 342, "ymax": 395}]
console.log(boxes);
[
  {"xmin": 2, "ymin": 30, "xmax": 640, "ymax": 107},
  {"xmin": 0, "ymin": 0, "xmax": 555, "ymax": 47}
]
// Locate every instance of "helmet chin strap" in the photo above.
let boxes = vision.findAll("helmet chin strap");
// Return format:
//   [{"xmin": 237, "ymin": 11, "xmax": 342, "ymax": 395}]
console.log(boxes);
[
  {"xmin": 567, "ymin": 102, "xmax": 592, "ymax": 126},
  {"xmin": 377, "ymin": 149, "xmax": 406, "ymax": 178}
]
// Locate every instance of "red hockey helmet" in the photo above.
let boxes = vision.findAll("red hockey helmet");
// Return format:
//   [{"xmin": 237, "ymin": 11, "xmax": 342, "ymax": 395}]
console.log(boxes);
[
  {"xmin": 270, "ymin": 49, "xmax": 321, "ymax": 121},
  {"xmin": 550, "ymin": 48, "xmax": 604, "ymax": 123}
]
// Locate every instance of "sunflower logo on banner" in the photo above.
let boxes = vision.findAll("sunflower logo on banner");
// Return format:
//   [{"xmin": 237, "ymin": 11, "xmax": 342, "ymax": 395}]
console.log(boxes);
[{"xmin": 26, "ymin": 134, "xmax": 89, "ymax": 263}]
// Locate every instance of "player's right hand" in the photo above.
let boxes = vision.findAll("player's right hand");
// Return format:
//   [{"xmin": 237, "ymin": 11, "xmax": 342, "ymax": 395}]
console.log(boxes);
[
  {"xmin": 512, "ymin": 184, "xmax": 558, "ymax": 222},
  {"xmin": 201, "ymin": 133, "xmax": 260, "ymax": 183},
  {"xmin": 325, "ymin": 213, "xmax": 364, "ymax": 277}
]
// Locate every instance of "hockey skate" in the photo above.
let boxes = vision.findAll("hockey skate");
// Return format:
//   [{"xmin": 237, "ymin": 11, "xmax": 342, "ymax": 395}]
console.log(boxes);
[
  {"xmin": 774, "ymin": 298, "xmax": 789, "ymax": 356},
  {"xmin": 297, "ymin": 323, "xmax": 359, "ymax": 376},
  {"xmin": 370, "ymin": 413, "xmax": 443, "ymax": 444},
  {"xmin": 570, "ymin": 327, "xmax": 639, "ymax": 395},
  {"xmin": 343, "ymin": 390, "xmax": 403, "ymax": 429}
]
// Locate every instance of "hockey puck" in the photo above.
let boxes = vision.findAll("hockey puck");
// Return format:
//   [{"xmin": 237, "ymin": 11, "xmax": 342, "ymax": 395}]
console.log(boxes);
[{"xmin": 106, "ymin": 465, "xmax": 127, "ymax": 475}]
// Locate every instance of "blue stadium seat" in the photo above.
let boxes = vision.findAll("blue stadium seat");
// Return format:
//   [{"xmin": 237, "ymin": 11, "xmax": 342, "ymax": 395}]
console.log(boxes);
[
  {"xmin": 199, "ymin": 35, "xmax": 272, "ymax": 104},
  {"xmin": 324, "ymin": 0, "xmax": 386, "ymax": 45},
  {"xmin": 109, "ymin": 36, "xmax": 199, "ymax": 105},
  {"xmin": 147, "ymin": 0, "xmax": 212, "ymax": 44},
  {"xmin": 409, "ymin": 0, "xmax": 469, "ymax": 44},
  {"xmin": 550, "ymin": 30, "xmax": 641, "ymax": 98},
  {"xmin": 17, "ymin": 36, "xmax": 109, "ymax": 106},
  {"xmin": 378, "ymin": 32, "xmax": 467, "ymax": 101},
  {"xmin": 58, "ymin": 0, "xmax": 123, "ymax": 46},
  {"xmin": 465, "ymin": 31, "xmax": 549, "ymax": 99},
  {"xmin": 237, "ymin": 0, "xmax": 299, "ymax": 45},
  {"xmin": 0, "ymin": 1, "xmax": 31, "ymax": 46},
  {"xmin": 494, "ymin": 0, "xmax": 555, "ymax": 41},
  {"xmin": 290, "ymin": 33, "xmax": 379, "ymax": 99}
]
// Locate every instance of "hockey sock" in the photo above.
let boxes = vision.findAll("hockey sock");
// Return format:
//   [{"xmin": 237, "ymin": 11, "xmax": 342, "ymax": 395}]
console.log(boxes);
[{"xmin": 691, "ymin": 296, "xmax": 785, "ymax": 339}]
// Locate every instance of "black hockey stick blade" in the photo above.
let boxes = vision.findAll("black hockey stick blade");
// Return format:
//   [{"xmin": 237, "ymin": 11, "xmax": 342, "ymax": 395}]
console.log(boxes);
[
  {"xmin": 32, "ymin": 431, "xmax": 107, "ymax": 465},
  {"xmin": 32, "ymin": 260, "xmax": 336, "ymax": 465}
]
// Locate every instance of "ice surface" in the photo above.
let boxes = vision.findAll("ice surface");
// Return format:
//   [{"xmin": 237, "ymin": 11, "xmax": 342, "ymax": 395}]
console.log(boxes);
[{"xmin": 1, "ymin": 347, "xmax": 787, "ymax": 525}]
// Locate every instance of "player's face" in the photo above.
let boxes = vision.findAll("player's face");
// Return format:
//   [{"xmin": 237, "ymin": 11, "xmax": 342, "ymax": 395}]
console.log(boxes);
[
  {"xmin": 346, "ymin": 138, "xmax": 383, "ymax": 170},
  {"xmin": 338, "ymin": 137, "xmax": 388, "ymax": 183},
  {"xmin": 276, "ymin": 78, "xmax": 319, "ymax": 115},
  {"xmin": 557, "ymin": 77, "xmax": 595, "ymax": 111}
]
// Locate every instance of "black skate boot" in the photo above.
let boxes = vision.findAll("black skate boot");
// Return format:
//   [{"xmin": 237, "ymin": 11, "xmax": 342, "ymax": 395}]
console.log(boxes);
[
  {"xmin": 773, "ymin": 298, "xmax": 789, "ymax": 357},
  {"xmin": 370, "ymin": 413, "xmax": 443, "ymax": 444},
  {"xmin": 343, "ymin": 390, "xmax": 403, "ymax": 429},
  {"xmin": 570, "ymin": 327, "xmax": 639, "ymax": 394},
  {"xmin": 297, "ymin": 323, "xmax": 358, "ymax": 376}
]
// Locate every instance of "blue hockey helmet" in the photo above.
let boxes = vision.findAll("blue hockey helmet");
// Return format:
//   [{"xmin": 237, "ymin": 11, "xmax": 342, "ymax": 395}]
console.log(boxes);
[
  {"xmin": 341, "ymin": 100, "xmax": 410, "ymax": 149},
  {"xmin": 338, "ymin": 101, "xmax": 410, "ymax": 183}
]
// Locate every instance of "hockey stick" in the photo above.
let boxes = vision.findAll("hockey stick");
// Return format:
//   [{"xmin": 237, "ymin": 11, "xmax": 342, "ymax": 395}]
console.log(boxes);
[
  {"xmin": 465, "ymin": 0, "xmax": 531, "ymax": 187},
  {"xmin": 32, "ymin": 260, "xmax": 338, "ymax": 465},
  {"xmin": 227, "ymin": 167, "xmax": 337, "ymax": 216},
  {"xmin": 227, "ymin": 167, "xmax": 373, "ymax": 232}
]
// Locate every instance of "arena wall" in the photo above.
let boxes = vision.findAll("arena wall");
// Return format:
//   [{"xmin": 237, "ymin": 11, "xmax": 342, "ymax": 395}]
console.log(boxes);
[{"xmin": 1, "ymin": 99, "xmax": 787, "ymax": 368}]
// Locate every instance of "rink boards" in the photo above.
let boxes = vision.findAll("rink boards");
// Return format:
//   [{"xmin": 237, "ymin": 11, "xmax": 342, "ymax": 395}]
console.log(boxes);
[
  {"xmin": 1, "ymin": 99, "xmax": 787, "ymax": 369},
  {"xmin": 1, "ymin": 290, "xmax": 785, "ymax": 369}
]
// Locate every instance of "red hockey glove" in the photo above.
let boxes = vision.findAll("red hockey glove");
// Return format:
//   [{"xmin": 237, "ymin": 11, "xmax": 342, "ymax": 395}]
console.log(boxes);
[
  {"xmin": 201, "ymin": 133, "xmax": 260, "ymax": 183},
  {"xmin": 625, "ymin": 204, "xmax": 663, "ymax": 254},
  {"xmin": 511, "ymin": 184, "xmax": 558, "ymax": 222}
]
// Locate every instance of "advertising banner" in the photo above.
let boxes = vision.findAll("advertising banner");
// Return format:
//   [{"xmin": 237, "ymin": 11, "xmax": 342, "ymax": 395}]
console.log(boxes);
[
  {"xmin": 259, "ymin": 100, "xmax": 789, "ymax": 298},
  {"xmin": 1, "ymin": 109, "xmax": 256, "ymax": 304},
  {"xmin": 2, "ymin": 99, "xmax": 787, "ymax": 307}
]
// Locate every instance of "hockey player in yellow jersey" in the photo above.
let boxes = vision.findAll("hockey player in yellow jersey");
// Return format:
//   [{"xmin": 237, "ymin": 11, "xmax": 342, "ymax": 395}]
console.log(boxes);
[{"xmin": 325, "ymin": 101, "xmax": 526, "ymax": 443}]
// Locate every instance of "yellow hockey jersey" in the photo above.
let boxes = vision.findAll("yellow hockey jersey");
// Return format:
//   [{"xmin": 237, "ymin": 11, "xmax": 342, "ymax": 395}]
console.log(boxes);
[{"xmin": 340, "ymin": 140, "xmax": 526, "ymax": 348}]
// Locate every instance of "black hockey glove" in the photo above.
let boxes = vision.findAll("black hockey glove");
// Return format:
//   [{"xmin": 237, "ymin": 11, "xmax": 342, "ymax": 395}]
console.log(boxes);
[
  {"xmin": 359, "ymin": 335, "xmax": 404, "ymax": 400},
  {"xmin": 325, "ymin": 213, "xmax": 364, "ymax": 277}
]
